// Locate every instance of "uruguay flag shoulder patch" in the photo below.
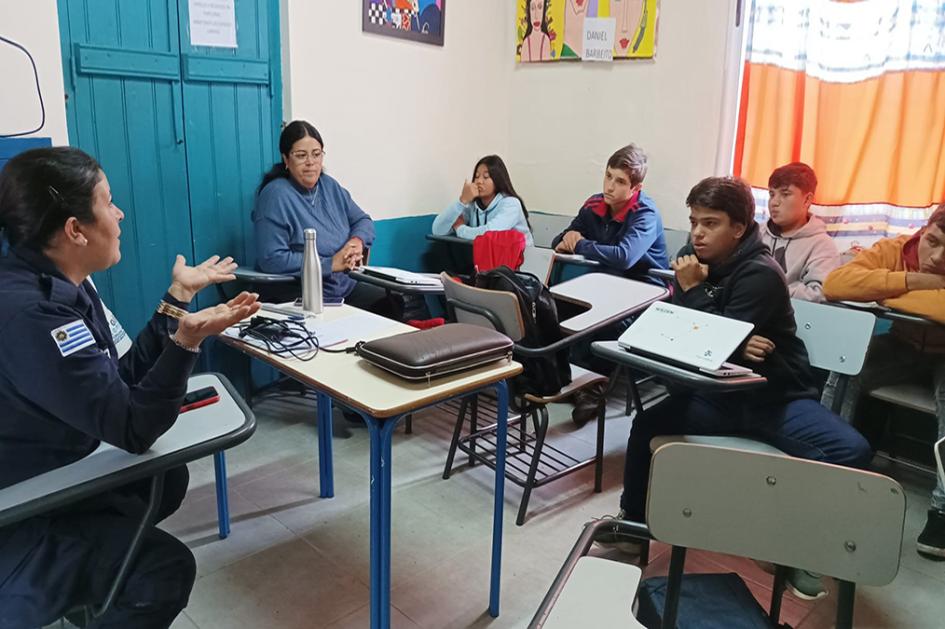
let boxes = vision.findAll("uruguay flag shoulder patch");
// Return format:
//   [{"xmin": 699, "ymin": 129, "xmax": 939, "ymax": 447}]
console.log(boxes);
[{"xmin": 50, "ymin": 319, "xmax": 96, "ymax": 357}]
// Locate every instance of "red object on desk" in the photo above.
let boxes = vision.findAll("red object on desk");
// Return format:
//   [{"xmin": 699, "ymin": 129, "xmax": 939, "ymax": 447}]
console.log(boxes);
[{"xmin": 180, "ymin": 395, "xmax": 220, "ymax": 413}]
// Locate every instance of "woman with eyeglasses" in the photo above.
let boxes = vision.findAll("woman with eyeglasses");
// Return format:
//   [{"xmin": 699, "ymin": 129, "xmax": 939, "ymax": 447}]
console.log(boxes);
[
  {"xmin": 253, "ymin": 120, "xmax": 393, "ymax": 312},
  {"xmin": 0, "ymin": 146, "xmax": 259, "ymax": 627}
]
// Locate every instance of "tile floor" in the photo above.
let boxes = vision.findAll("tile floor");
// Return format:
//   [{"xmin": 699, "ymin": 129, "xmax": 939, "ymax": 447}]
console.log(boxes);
[{"xmin": 139, "ymin": 388, "xmax": 944, "ymax": 627}]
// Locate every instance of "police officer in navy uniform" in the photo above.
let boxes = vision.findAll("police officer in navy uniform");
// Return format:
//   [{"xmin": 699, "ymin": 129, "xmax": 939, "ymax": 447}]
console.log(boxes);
[{"xmin": 0, "ymin": 147, "xmax": 260, "ymax": 628}]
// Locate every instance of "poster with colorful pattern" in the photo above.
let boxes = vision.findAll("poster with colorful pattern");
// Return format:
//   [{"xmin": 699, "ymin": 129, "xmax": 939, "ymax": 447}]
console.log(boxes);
[
  {"xmin": 363, "ymin": 1, "xmax": 445, "ymax": 46},
  {"xmin": 517, "ymin": 0, "xmax": 657, "ymax": 63}
]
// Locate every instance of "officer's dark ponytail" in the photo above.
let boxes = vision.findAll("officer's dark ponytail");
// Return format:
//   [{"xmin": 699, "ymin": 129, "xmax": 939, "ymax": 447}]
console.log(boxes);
[
  {"xmin": 0, "ymin": 147, "xmax": 101, "ymax": 249},
  {"xmin": 257, "ymin": 120, "xmax": 323, "ymax": 195}
]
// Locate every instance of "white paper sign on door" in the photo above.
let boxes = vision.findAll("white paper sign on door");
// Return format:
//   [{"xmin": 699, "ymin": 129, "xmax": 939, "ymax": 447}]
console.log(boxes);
[
  {"xmin": 582, "ymin": 17, "xmax": 615, "ymax": 62},
  {"xmin": 189, "ymin": 0, "xmax": 237, "ymax": 48}
]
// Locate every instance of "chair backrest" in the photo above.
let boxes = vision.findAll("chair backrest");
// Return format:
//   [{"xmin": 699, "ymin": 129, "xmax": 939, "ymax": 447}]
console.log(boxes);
[
  {"xmin": 791, "ymin": 299, "xmax": 875, "ymax": 375},
  {"xmin": 529, "ymin": 212, "xmax": 574, "ymax": 248},
  {"xmin": 663, "ymin": 228, "xmax": 690, "ymax": 258},
  {"xmin": 521, "ymin": 247, "xmax": 556, "ymax": 285},
  {"xmin": 936, "ymin": 436, "xmax": 945, "ymax": 490},
  {"xmin": 647, "ymin": 442, "xmax": 904, "ymax": 586},
  {"xmin": 440, "ymin": 272, "xmax": 526, "ymax": 342}
]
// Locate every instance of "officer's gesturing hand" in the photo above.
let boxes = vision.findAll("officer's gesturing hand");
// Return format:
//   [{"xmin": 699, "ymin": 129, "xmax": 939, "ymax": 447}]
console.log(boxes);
[
  {"xmin": 173, "ymin": 291, "xmax": 261, "ymax": 349},
  {"xmin": 168, "ymin": 254, "xmax": 239, "ymax": 302}
]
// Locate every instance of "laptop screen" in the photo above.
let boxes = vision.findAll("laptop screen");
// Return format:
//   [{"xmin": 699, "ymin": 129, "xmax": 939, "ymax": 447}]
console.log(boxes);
[{"xmin": 617, "ymin": 302, "xmax": 754, "ymax": 371}]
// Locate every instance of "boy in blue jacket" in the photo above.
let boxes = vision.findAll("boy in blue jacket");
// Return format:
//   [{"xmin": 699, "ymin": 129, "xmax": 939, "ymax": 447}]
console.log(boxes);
[
  {"xmin": 554, "ymin": 144, "xmax": 670, "ymax": 424},
  {"xmin": 552, "ymin": 144, "xmax": 669, "ymax": 283}
]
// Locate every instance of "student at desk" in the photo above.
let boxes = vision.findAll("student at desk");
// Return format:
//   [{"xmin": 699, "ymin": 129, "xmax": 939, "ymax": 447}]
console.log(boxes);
[
  {"xmin": 823, "ymin": 203, "xmax": 945, "ymax": 559},
  {"xmin": 0, "ymin": 147, "xmax": 259, "ymax": 628},
  {"xmin": 551, "ymin": 144, "xmax": 669, "ymax": 425},
  {"xmin": 253, "ymin": 120, "xmax": 399, "ymax": 316},
  {"xmin": 551, "ymin": 143, "xmax": 668, "ymax": 284},
  {"xmin": 614, "ymin": 177, "xmax": 870, "ymax": 595},
  {"xmin": 760, "ymin": 162, "xmax": 840, "ymax": 303},
  {"xmin": 431, "ymin": 154, "xmax": 534, "ymax": 247}
]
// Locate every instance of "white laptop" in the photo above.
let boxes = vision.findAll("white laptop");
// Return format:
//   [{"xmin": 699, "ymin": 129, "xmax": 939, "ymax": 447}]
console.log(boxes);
[
  {"xmin": 361, "ymin": 266, "xmax": 442, "ymax": 286},
  {"xmin": 618, "ymin": 302, "xmax": 755, "ymax": 375}
]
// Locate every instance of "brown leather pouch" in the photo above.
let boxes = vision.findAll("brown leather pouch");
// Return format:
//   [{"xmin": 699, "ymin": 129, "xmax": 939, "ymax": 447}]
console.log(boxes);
[{"xmin": 355, "ymin": 323, "xmax": 512, "ymax": 381}]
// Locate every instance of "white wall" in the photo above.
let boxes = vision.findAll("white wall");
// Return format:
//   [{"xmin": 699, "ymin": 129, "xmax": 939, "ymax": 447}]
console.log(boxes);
[
  {"xmin": 504, "ymin": 2, "xmax": 739, "ymax": 229},
  {"xmin": 0, "ymin": 1, "xmax": 738, "ymax": 230},
  {"xmin": 282, "ymin": 0, "xmax": 510, "ymax": 220},
  {"xmin": 0, "ymin": 0, "xmax": 69, "ymax": 144}
]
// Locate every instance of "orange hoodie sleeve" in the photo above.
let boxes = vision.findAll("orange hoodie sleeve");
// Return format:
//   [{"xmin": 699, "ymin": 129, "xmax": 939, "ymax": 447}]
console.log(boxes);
[
  {"xmin": 823, "ymin": 238, "xmax": 909, "ymax": 302},
  {"xmin": 882, "ymin": 290, "xmax": 945, "ymax": 325}
]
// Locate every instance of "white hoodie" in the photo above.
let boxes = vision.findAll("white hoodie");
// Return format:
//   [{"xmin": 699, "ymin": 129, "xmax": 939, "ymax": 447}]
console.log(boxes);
[{"xmin": 761, "ymin": 215, "xmax": 840, "ymax": 303}]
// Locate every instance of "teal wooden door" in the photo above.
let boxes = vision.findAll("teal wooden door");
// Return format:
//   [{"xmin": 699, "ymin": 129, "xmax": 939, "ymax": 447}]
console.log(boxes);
[
  {"xmin": 59, "ymin": 0, "xmax": 281, "ymax": 328},
  {"xmin": 59, "ymin": 0, "xmax": 194, "ymax": 329},
  {"xmin": 178, "ymin": 0, "xmax": 280, "ymax": 298}
]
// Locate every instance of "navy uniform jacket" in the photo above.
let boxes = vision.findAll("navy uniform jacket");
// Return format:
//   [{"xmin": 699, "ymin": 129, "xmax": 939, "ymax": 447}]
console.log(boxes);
[{"xmin": 0, "ymin": 246, "xmax": 198, "ymax": 576}]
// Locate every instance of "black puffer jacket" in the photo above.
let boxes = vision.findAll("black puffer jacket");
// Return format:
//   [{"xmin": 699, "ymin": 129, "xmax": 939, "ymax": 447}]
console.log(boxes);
[{"xmin": 673, "ymin": 222, "xmax": 820, "ymax": 406}]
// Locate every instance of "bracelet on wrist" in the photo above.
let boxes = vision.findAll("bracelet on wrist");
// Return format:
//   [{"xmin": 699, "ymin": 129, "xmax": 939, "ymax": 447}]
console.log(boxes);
[
  {"xmin": 157, "ymin": 300, "xmax": 189, "ymax": 320},
  {"xmin": 170, "ymin": 333, "xmax": 201, "ymax": 353}
]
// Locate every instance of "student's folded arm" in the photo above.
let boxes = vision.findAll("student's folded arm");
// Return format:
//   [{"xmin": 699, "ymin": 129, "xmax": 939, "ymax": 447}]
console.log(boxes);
[
  {"xmin": 678, "ymin": 263, "xmax": 783, "ymax": 328},
  {"xmin": 455, "ymin": 197, "xmax": 524, "ymax": 239},
  {"xmin": 822, "ymin": 243, "xmax": 908, "ymax": 303},
  {"xmin": 431, "ymin": 200, "xmax": 468, "ymax": 236},
  {"xmin": 343, "ymin": 189, "xmax": 375, "ymax": 247},
  {"xmin": 0, "ymin": 305, "xmax": 199, "ymax": 454},
  {"xmin": 574, "ymin": 212, "xmax": 659, "ymax": 270},
  {"xmin": 551, "ymin": 212, "xmax": 588, "ymax": 249},
  {"xmin": 792, "ymin": 240, "xmax": 840, "ymax": 303},
  {"xmin": 881, "ymin": 290, "xmax": 945, "ymax": 325}
]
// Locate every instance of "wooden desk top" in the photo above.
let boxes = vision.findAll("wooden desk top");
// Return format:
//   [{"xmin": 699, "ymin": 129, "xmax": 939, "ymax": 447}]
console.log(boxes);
[
  {"xmin": 0, "ymin": 374, "xmax": 254, "ymax": 527},
  {"xmin": 550, "ymin": 273, "xmax": 669, "ymax": 334},
  {"xmin": 221, "ymin": 306, "xmax": 522, "ymax": 418}
]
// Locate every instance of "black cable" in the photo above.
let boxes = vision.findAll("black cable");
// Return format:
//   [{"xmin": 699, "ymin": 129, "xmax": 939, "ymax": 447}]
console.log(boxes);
[
  {"xmin": 236, "ymin": 317, "xmax": 321, "ymax": 361},
  {"xmin": 0, "ymin": 34, "xmax": 46, "ymax": 138}
]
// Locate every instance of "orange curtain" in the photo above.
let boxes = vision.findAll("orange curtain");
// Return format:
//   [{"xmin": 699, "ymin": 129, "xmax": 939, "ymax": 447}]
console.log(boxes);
[{"xmin": 734, "ymin": 0, "xmax": 945, "ymax": 245}]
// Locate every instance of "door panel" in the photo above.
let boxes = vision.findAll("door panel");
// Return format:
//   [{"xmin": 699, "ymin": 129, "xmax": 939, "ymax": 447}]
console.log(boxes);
[
  {"xmin": 59, "ymin": 0, "xmax": 193, "ymax": 331},
  {"xmin": 178, "ymin": 0, "xmax": 277, "ymax": 294},
  {"xmin": 60, "ymin": 0, "xmax": 281, "ymax": 324}
]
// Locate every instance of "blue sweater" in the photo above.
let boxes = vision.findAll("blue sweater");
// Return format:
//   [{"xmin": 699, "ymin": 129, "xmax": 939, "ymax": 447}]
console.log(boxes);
[
  {"xmin": 253, "ymin": 174, "xmax": 375, "ymax": 302},
  {"xmin": 431, "ymin": 193, "xmax": 534, "ymax": 247},
  {"xmin": 552, "ymin": 191, "xmax": 669, "ymax": 284}
]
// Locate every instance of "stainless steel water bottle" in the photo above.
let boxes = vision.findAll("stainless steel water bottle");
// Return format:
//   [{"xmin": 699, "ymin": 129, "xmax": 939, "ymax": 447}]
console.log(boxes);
[{"xmin": 302, "ymin": 228, "xmax": 323, "ymax": 315}]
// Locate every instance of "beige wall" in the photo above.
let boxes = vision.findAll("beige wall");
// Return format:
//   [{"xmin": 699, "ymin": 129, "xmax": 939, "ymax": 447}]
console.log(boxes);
[
  {"xmin": 282, "ymin": 0, "xmax": 511, "ymax": 220},
  {"xmin": 0, "ymin": 0, "xmax": 69, "ymax": 144},
  {"xmin": 283, "ymin": 1, "xmax": 738, "ymax": 228},
  {"xmin": 0, "ymin": 1, "xmax": 738, "ymax": 231},
  {"xmin": 505, "ymin": 2, "xmax": 739, "ymax": 229}
]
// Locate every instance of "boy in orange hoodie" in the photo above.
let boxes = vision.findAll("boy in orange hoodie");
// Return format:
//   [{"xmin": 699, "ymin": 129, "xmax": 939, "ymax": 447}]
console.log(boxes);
[{"xmin": 823, "ymin": 203, "xmax": 945, "ymax": 559}]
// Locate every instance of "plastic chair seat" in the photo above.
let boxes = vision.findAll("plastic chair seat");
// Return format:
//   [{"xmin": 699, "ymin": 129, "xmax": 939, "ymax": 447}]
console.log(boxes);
[
  {"xmin": 524, "ymin": 365, "xmax": 607, "ymax": 404},
  {"xmin": 542, "ymin": 556, "xmax": 645, "ymax": 629},
  {"xmin": 869, "ymin": 383, "xmax": 936, "ymax": 415},
  {"xmin": 650, "ymin": 434, "xmax": 788, "ymax": 456}
]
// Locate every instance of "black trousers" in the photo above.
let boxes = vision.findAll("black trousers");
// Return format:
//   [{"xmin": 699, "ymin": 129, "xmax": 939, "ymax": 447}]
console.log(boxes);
[{"xmin": 0, "ymin": 466, "xmax": 195, "ymax": 629}]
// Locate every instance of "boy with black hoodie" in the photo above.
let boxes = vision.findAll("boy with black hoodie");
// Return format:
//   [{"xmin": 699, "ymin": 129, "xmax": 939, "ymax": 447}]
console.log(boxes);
[{"xmin": 618, "ymin": 177, "xmax": 871, "ymax": 523}]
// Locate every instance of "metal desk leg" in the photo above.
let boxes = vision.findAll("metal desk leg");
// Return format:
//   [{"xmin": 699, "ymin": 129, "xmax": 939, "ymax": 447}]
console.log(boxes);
[
  {"xmin": 213, "ymin": 451, "xmax": 230, "ymax": 539},
  {"xmin": 490, "ymin": 379, "xmax": 509, "ymax": 618},
  {"xmin": 316, "ymin": 392, "xmax": 335, "ymax": 498},
  {"xmin": 365, "ymin": 413, "xmax": 399, "ymax": 629}
]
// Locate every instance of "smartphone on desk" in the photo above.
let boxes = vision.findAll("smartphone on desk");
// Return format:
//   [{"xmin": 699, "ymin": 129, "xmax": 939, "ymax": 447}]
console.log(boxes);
[{"xmin": 180, "ymin": 386, "xmax": 220, "ymax": 412}]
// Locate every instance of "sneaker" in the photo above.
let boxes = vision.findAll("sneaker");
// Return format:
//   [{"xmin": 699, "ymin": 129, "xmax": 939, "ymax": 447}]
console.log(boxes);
[
  {"xmin": 571, "ymin": 383, "xmax": 606, "ymax": 427},
  {"xmin": 917, "ymin": 509, "xmax": 945, "ymax": 560},
  {"xmin": 787, "ymin": 568, "xmax": 827, "ymax": 601},
  {"xmin": 592, "ymin": 510, "xmax": 645, "ymax": 556}
]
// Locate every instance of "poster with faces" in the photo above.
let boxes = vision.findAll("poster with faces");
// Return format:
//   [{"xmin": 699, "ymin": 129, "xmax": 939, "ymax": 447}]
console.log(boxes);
[{"xmin": 516, "ymin": 0, "xmax": 658, "ymax": 63}]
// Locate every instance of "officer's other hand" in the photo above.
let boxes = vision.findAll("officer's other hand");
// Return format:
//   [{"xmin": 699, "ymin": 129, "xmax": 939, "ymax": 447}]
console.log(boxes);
[
  {"xmin": 169, "ymin": 254, "xmax": 239, "ymax": 302},
  {"xmin": 174, "ymin": 291, "xmax": 260, "ymax": 348}
]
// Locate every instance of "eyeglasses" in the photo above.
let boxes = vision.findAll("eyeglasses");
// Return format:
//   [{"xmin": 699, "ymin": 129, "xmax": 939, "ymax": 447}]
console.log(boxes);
[{"xmin": 289, "ymin": 150, "xmax": 325, "ymax": 163}]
